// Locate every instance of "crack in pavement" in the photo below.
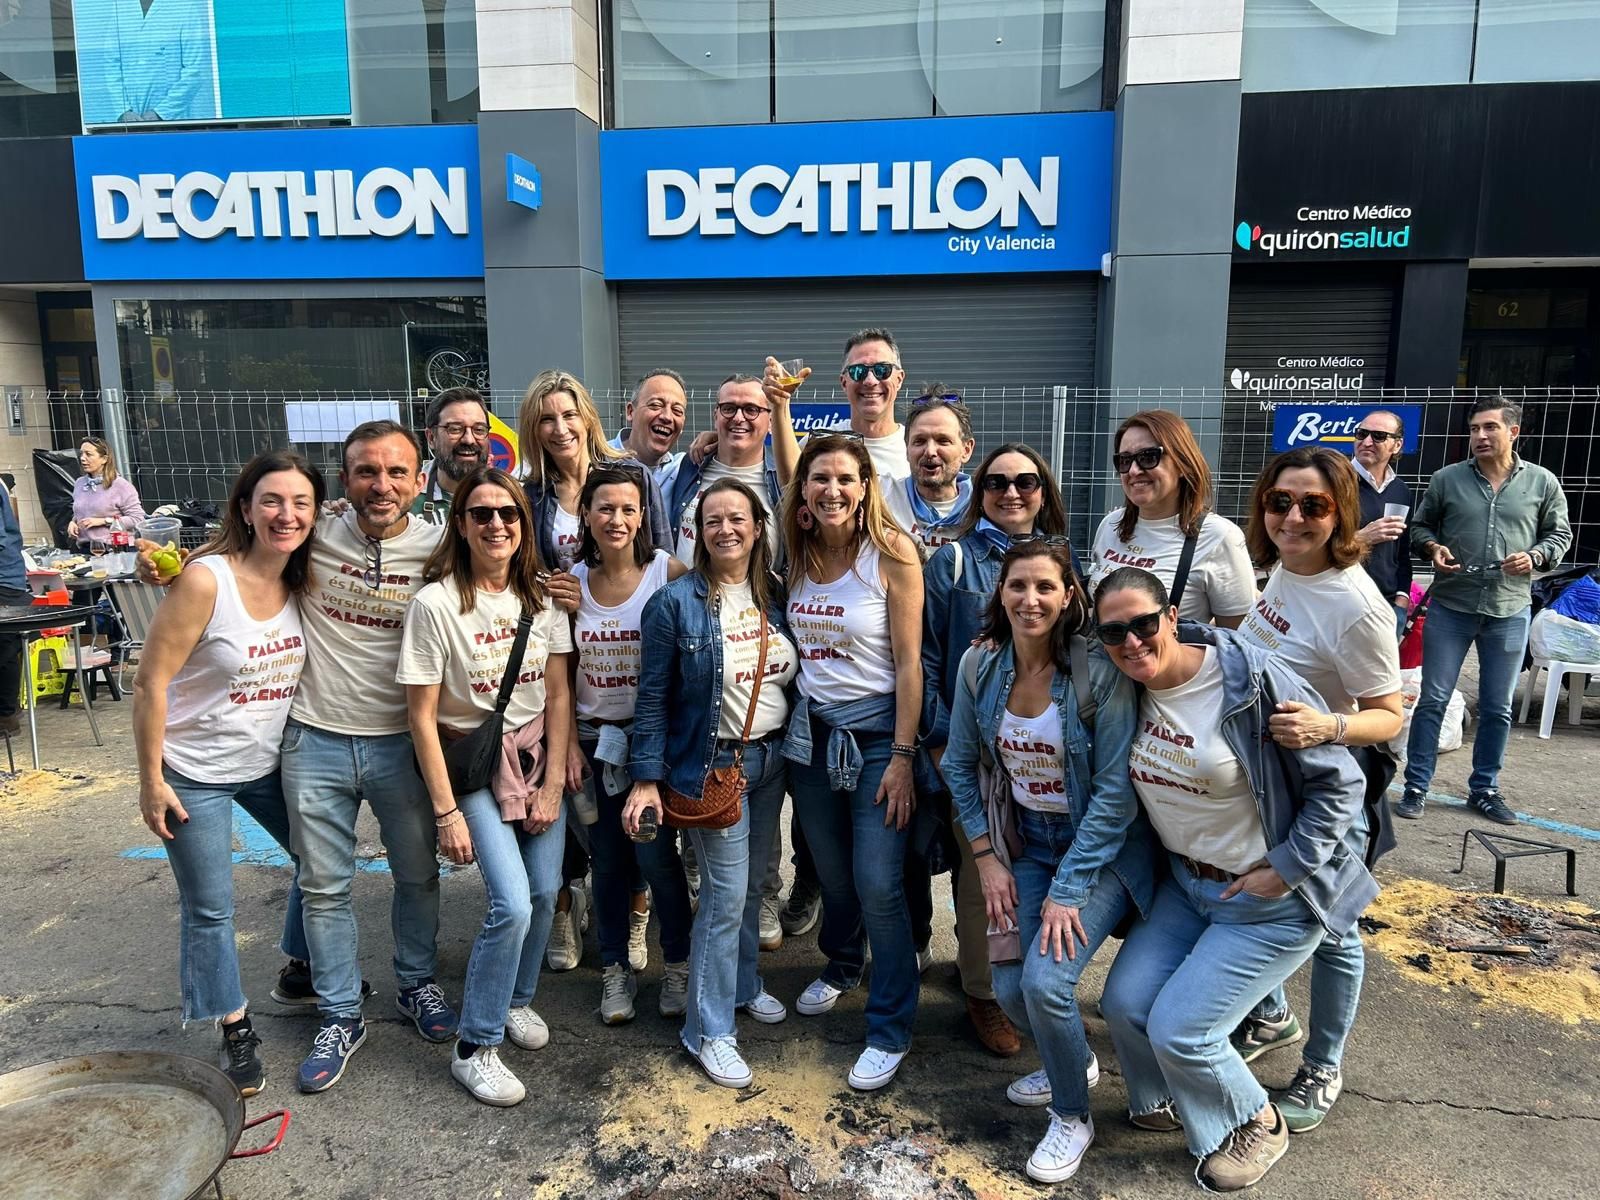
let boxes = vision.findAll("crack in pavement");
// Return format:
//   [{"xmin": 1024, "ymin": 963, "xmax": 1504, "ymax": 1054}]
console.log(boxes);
[{"xmin": 1347, "ymin": 1086, "xmax": 1599, "ymax": 1122}]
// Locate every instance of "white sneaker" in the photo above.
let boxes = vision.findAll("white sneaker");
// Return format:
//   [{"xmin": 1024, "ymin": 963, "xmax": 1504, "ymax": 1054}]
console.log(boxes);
[
  {"xmin": 848, "ymin": 1046, "xmax": 907, "ymax": 1091},
  {"xmin": 1007, "ymin": 1054, "xmax": 1098, "ymax": 1107},
  {"xmin": 628, "ymin": 906, "xmax": 650, "ymax": 973},
  {"xmin": 659, "ymin": 960, "xmax": 689, "ymax": 1018},
  {"xmin": 693, "ymin": 1036, "xmax": 752, "ymax": 1089},
  {"xmin": 546, "ymin": 886, "xmax": 586, "ymax": 972},
  {"xmin": 916, "ymin": 944, "xmax": 934, "ymax": 975},
  {"xmin": 796, "ymin": 978, "xmax": 844, "ymax": 1016},
  {"xmin": 1026, "ymin": 1113, "xmax": 1094, "ymax": 1184},
  {"xmin": 504, "ymin": 1006, "xmax": 549, "ymax": 1050},
  {"xmin": 740, "ymin": 989, "xmax": 788, "ymax": 1024},
  {"xmin": 1087, "ymin": 1051, "xmax": 1100, "ymax": 1088},
  {"xmin": 759, "ymin": 894, "xmax": 783, "ymax": 951},
  {"xmin": 450, "ymin": 1043, "xmax": 526, "ymax": 1107},
  {"xmin": 600, "ymin": 963, "xmax": 637, "ymax": 1025},
  {"xmin": 685, "ymin": 864, "xmax": 701, "ymax": 915}
]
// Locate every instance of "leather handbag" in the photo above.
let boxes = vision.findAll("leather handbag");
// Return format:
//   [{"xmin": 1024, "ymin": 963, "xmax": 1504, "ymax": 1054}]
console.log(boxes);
[
  {"xmin": 443, "ymin": 612, "xmax": 532, "ymax": 796},
  {"xmin": 663, "ymin": 611, "xmax": 769, "ymax": 831}
]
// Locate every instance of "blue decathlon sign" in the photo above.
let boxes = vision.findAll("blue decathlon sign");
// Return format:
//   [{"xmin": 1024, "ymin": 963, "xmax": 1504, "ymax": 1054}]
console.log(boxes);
[
  {"xmin": 74, "ymin": 125, "xmax": 483, "ymax": 281},
  {"xmin": 1272, "ymin": 404, "xmax": 1422, "ymax": 454},
  {"xmin": 599, "ymin": 112, "xmax": 1113, "ymax": 280},
  {"xmin": 506, "ymin": 153, "xmax": 541, "ymax": 210}
]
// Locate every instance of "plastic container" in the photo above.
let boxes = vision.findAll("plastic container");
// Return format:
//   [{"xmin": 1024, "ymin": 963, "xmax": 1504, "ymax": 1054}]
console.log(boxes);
[{"xmin": 138, "ymin": 517, "xmax": 183, "ymax": 548}]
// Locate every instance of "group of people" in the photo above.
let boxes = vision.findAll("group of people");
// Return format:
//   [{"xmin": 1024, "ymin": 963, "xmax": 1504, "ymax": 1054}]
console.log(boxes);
[{"xmin": 130, "ymin": 326, "xmax": 1572, "ymax": 1193}]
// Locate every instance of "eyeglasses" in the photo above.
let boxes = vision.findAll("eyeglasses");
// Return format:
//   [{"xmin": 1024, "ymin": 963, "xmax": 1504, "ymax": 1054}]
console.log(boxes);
[
  {"xmin": 1460, "ymin": 561, "xmax": 1504, "ymax": 575},
  {"xmin": 466, "ymin": 505, "xmax": 522, "ymax": 526},
  {"xmin": 714, "ymin": 401, "xmax": 771, "ymax": 421},
  {"xmin": 982, "ymin": 472, "xmax": 1042, "ymax": 495},
  {"xmin": 911, "ymin": 393, "xmax": 966, "ymax": 407},
  {"xmin": 362, "ymin": 538, "xmax": 383, "ymax": 590},
  {"xmin": 844, "ymin": 362, "xmax": 898, "ymax": 383},
  {"xmin": 1112, "ymin": 446, "xmax": 1166, "ymax": 475},
  {"xmin": 436, "ymin": 421, "xmax": 489, "ymax": 439},
  {"xmin": 1094, "ymin": 610, "xmax": 1165, "ymax": 646},
  {"xmin": 1262, "ymin": 488, "xmax": 1335, "ymax": 520},
  {"xmin": 1354, "ymin": 427, "xmax": 1401, "ymax": 444},
  {"xmin": 1012, "ymin": 533, "xmax": 1071, "ymax": 548}
]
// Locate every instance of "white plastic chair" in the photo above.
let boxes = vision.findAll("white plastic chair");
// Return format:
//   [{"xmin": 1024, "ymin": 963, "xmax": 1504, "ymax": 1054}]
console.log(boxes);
[{"xmin": 1519, "ymin": 657, "xmax": 1600, "ymax": 739}]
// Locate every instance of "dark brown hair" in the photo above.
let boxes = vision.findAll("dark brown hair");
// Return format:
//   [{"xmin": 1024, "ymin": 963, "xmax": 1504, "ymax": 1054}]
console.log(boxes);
[
  {"xmin": 977, "ymin": 540, "xmax": 1091, "ymax": 673},
  {"xmin": 192, "ymin": 451, "xmax": 326, "ymax": 594},
  {"xmin": 693, "ymin": 477, "xmax": 777, "ymax": 618},
  {"xmin": 1245, "ymin": 447, "xmax": 1367, "ymax": 570},
  {"xmin": 341, "ymin": 419, "xmax": 422, "ymax": 475},
  {"xmin": 576, "ymin": 465, "xmax": 653, "ymax": 569},
  {"xmin": 951, "ymin": 442, "xmax": 1068, "ymax": 542},
  {"xmin": 1093, "ymin": 565, "xmax": 1171, "ymax": 614},
  {"xmin": 422, "ymin": 466, "xmax": 548, "ymax": 614},
  {"xmin": 1112, "ymin": 410, "xmax": 1212, "ymax": 542}
]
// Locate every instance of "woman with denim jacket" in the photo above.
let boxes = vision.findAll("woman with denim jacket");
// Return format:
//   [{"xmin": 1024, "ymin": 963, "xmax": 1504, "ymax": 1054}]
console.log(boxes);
[
  {"xmin": 940, "ymin": 540, "xmax": 1155, "ymax": 1185},
  {"xmin": 623, "ymin": 479, "xmax": 799, "ymax": 1090},
  {"xmin": 779, "ymin": 433, "xmax": 925, "ymax": 1092},
  {"xmin": 1094, "ymin": 566, "xmax": 1376, "ymax": 1193}
]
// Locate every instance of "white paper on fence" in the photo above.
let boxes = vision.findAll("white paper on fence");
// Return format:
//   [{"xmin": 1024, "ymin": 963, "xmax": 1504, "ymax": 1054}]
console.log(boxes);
[
  {"xmin": 1529, "ymin": 608, "xmax": 1600, "ymax": 666},
  {"xmin": 284, "ymin": 400, "xmax": 402, "ymax": 444}
]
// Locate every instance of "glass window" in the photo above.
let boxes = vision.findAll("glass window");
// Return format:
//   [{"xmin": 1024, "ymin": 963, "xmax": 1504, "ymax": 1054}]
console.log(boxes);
[
  {"xmin": 347, "ymin": 0, "xmax": 480, "ymax": 126},
  {"xmin": 610, "ymin": 0, "xmax": 769, "ymax": 129},
  {"xmin": 1241, "ymin": 0, "xmax": 1476, "ymax": 92},
  {"xmin": 1473, "ymin": 0, "xmax": 1600, "ymax": 83},
  {"xmin": 0, "ymin": 0, "xmax": 81, "ymax": 137}
]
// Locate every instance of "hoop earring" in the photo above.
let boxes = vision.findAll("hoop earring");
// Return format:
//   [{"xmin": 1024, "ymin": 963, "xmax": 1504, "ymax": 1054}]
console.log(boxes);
[{"xmin": 797, "ymin": 505, "xmax": 815, "ymax": 531}]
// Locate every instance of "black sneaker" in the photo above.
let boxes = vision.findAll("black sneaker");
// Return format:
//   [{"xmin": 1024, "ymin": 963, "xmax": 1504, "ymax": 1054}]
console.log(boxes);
[
  {"xmin": 271, "ymin": 959, "xmax": 371, "ymax": 1007},
  {"xmin": 1394, "ymin": 787, "xmax": 1426, "ymax": 820},
  {"xmin": 780, "ymin": 877, "xmax": 823, "ymax": 937},
  {"xmin": 1468, "ymin": 789, "xmax": 1518, "ymax": 825},
  {"xmin": 222, "ymin": 1023, "xmax": 266, "ymax": 1097}
]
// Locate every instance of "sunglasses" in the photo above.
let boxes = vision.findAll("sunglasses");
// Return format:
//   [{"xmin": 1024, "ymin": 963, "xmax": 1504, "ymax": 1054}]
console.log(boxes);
[
  {"xmin": 1012, "ymin": 532, "xmax": 1071, "ymax": 548},
  {"xmin": 466, "ymin": 505, "xmax": 522, "ymax": 526},
  {"xmin": 982, "ymin": 472, "xmax": 1042, "ymax": 495},
  {"xmin": 715, "ymin": 401, "xmax": 771, "ymax": 421},
  {"xmin": 911, "ymin": 393, "xmax": 965, "ymax": 407},
  {"xmin": 1262, "ymin": 488, "xmax": 1335, "ymax": 520},
  {"xmin": 1094, "ymin": 609, "xmax": 1165, "ymax": 646},
  {"xmin": 362, "ymin": 538, "xmax": 383, "ymax": 591},
  {"xmin": 1354, "ymin": 427, "xmax": 1401, "ymax": 444},
  {"xmin": 1112, "ymin": 446, "xmax": 1166, "ymax": 475},
  {"xmin": 844, "ymin": 362, "xmax": 898, "ymax": 383}
]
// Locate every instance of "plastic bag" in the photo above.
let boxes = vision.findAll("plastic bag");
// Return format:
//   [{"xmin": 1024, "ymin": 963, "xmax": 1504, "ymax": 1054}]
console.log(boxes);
[
  {"xmin": 1530, "ymin": 608, "xmax": 1600, "ymax": 665},
  {"xmin": 1389, "ymin": 666, "xmax": 1468, "ymax": 761}
]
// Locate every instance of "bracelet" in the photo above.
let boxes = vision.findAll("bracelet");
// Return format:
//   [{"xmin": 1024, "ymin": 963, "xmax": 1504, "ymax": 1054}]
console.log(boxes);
[
  {"xmin": 1328, "ymin": 714, "xmax": 1348, "ymax": 746},
  {"xmin": 972, "ymin": 847, "xmax": 996, "ymax": 860},
  {"xmin": 433, "ymin": 808, "xmax": 460, "ymax": 824},
  {"xmin": 890, "ymin": 742, "xmax": 917, "ymax": 758}
]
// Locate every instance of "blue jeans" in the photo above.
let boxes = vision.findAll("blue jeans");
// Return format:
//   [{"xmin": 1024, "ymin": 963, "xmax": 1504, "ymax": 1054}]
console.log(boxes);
[
  {"xmin": 1254, "ymin": 926, "xmax": 1365, "ymax": 1072},
  {"xmin": 993, "ymin": 808, "xmax": 1131, "ymax": 1121},
  {"xmin": 681, "ymin": 738, "xmax": 785, "ymax": 1050},
  {"xmin": 161, "ymin": 766, "xmax": 308, "ymax": 1023},
  {"xmin": 790, "ymin": 726, "xmax": 919, "ymax": 1054},
  {"xmin": 1405, "ymin": 600, "xmax": 1531, "ymax": 795},
  {"xmin": 1102, "ymin": 859, "xmax": 1323, "ymax": 1158},
  {"xmin": 582, "ymin": 739, "xmax": 693, "ymax": 969},
  {"xmin": 456, "ymin": 785, "xmax": 568, "ymax": 1046},
  {"xmin": 282, "ymin": 720, "xmax": 440, "ymax": 1018}
]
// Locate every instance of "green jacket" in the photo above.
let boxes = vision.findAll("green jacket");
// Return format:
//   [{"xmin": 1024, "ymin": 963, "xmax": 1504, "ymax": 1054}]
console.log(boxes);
[{"xmin": 1410, "ymin": 454, "xmax": 1571, "ymax": 617}]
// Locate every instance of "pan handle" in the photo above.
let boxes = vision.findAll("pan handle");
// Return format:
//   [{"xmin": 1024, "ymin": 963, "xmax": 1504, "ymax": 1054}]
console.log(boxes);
[{"xmin": 230, "ymin": 1109, "xmax": 291, "ymax": 1159}]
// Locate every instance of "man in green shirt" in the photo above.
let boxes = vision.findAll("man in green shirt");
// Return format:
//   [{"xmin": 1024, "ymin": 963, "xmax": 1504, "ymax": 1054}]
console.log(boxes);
[
  {"xmin": 1397, "ymin": 397, "xmax": 1571, "ymax": 824},
  {"xmin": 413, "ymin": 388, "xmax": 491, "ymax": 523}
]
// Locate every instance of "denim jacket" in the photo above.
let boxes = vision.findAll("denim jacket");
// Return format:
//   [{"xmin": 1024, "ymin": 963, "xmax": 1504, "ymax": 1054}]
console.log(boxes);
[
  {"xmin": 941, "ymin": 640, "xmax": 1157, "ymax": 915},
  {"xmin": 629, "ymin": 570, "xmax": 795, "ymax": 798},
  {"xmin": 523, "ymin": 455, "xmax": 672, "ymax": 570},
  {"xmin": 1177, "ymin": 624, "xmax": 1380, "ymax": 940}
]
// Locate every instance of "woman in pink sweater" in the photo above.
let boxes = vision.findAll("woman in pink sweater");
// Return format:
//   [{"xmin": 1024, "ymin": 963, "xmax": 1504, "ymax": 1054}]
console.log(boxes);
[{"xmin": 68, "ymin": 437, "xmax": 146, "ymax": 545}]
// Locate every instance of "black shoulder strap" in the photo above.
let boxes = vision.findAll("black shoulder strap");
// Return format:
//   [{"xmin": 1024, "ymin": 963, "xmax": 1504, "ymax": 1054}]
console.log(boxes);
[
  {"xmin": 494, "ymin": 612, "xmax": 534, "ymax": 714},
  {"xmin": 1168, "ymin": 513, "xmax": 1205, "ymax": 613}
]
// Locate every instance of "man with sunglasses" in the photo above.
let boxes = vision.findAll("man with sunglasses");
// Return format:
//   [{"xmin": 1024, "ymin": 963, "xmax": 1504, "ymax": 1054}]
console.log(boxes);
[
  {"xmin": 1349, "ymin": 411, "xmax": 1414, "ymax": 635},
  {"xmin": 883, "ymin": 388, "xmax": 977, "ymax": 552},
  {"xmin": 415, "ymin": 388, "xmax": 492, "ymax": 524},
  {"xmin": 611, "ymin": 369, "xmax": 689, "ymax": 496},
  {"xmin": 669, "ymin": 375, "xmax": 783, "ymax": 567},
  {"xmin": 1398, "ymin": 398, "xmax": 1571, "ymax": 825}
]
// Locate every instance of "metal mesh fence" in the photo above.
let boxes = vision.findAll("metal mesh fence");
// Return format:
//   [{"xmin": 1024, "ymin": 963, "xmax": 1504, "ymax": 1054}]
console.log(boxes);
[{"xmin": 7, "ymin": 383, "xmax": 1598, "ymax": 566}]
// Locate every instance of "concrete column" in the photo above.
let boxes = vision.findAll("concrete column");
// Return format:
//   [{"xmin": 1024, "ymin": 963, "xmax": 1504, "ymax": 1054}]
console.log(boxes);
[
  {"xmin": 1393, "ymin": 261, "xmax": 1469, "ymax": 388},
  {"xmin": 0, "ymin": 289, "xmax": 53, "ymax": 539}
]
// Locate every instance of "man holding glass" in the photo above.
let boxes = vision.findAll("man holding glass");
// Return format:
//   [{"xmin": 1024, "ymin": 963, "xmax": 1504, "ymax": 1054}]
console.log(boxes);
[
  {"xmin": 415, "ymin": 388, "xmax": 492, "ymax": 524},
  {"xmin": 765, "ymin": 327, "xmax": 912, "ymax": 486},
  {"xmin": 1351, "ymin": 410, "xmax": 1415, "ymax": 634}
]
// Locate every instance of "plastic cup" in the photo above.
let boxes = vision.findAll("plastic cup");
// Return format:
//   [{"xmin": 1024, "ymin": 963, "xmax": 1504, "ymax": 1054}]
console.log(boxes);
[
  {"xmin": 778, "ymin": 358, "xmax": 805, "ymax": 388},
  {"xmin": 1384, "ymin": 504, "xmax": 1409, "ymax": 521},
  {"xmin": 139, "ymin": 517, "xmax": 182, "ymax": 547}
]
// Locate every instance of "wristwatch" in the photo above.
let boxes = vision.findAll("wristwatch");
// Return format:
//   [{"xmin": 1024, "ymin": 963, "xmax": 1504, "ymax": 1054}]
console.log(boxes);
[{"xmin": 1530, "ymin": 549, "xmax": 1547, "ymax": 570}]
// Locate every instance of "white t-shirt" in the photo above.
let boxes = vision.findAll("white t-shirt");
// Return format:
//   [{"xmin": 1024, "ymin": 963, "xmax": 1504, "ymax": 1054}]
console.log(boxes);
[
  {"xmin": 674, "ymin": 457, "xmax": 776, "ymax": 566},
  {"xmin": 396, "ymin": 577, "xmax": 575, "ymax": 733},
  {"xmin": 1130, "ymin": 647, "xmax": 1268, "ymax": 875},
  {"xmin": 998, "ymin": 704, "xmax": 1070, "ymax": 815},
  {"xmin": 788, "ymin": 543, "xmax": 898, "ymax": 704},
  {"xmin": 818, "ymin": 421, "xmax": 910, "ymax": 481},
  {"xmin": 716, "ymin": 580, "xmax": 798, "ymax": 739},
  {"xmin": 883, "ymin": 476, "xmax": 966, "ymax": 551},
  {"xmin": 1239, "ymin": 563, "xmax": 1402, "ymax": 715},
  {"xmin": 549, "ymin": 504, "xmax": 583, "ymax": 571},
  {"xmin": 293, "ymin": 511, "xmax": 444, "ymax": 736},
  {"xmin": 572, "ymin": 550, "xmax": 671, "ymax": 722},
  {"xmin": 1089, "ymin": 510, "xmax": 1256, "ymax": 623}
]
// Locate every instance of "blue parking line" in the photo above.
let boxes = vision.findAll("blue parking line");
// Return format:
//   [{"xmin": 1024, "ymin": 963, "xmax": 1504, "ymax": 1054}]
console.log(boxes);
[
  {"xmin": 1392, "ymin": 786, "xmax": 1600, "ymax": 843},
  {"xmin": 121, "ymin": 811, "xmax": 400, "ymax": 873}
]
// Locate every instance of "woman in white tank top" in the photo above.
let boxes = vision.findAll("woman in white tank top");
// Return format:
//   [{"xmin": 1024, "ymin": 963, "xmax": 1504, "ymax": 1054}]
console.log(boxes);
[
  {"xmin": 132, "ymin": 451, "xmax": 325, "ymax": 1097},
  {"xmin": 569, "ymin": 466, "xmax": 690, "ymax": 1025},
  {"xmin": 777, "ymin": 433, "xmax": 926, "ymax": 1092}
]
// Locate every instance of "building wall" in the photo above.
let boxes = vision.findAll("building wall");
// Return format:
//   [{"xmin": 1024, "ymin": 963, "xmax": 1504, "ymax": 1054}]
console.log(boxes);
[{"xmin": 0, "ymin": 289, "xmax": 52, "ymax": 539}]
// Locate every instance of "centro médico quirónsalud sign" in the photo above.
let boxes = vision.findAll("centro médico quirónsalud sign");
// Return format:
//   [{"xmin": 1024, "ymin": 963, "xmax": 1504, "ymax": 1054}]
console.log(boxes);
[
  {"xmin": 73, "ymin": 125, "xmax": 484, "ymax": 281},
  {"xmin": 599, "ymin": 112, "xmax": 1112, "ymax": 280}
]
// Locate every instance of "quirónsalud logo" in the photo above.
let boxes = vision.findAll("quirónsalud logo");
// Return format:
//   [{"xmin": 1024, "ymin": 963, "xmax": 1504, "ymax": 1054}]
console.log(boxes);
[{"xmin": 1234, "ymin": 209, "xmax": 1412, "ymax": 257}]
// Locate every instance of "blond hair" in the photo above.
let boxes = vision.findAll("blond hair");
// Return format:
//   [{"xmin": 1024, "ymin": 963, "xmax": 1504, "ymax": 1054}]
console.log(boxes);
[{"xmin": 517, "ymin": 369, "xmax": 622, "ymax": 485}]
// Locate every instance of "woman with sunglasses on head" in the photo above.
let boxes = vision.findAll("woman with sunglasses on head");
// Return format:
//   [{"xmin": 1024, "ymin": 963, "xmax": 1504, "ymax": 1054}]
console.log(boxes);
[
  {"xmin": 940, "ymin": 540, "xmax": 1154, "ymax": 1183},
  {"xmin": 571, "ymin": 465, "xmax": 693, "ymax": 1026},
  {"xmin": 622, "ymin": 479, "xmax": 799, "ymax": 1089},
  {"xmin": 780, "ymin": 433, "xmax": 925, "ymax": 1091},
  {"xmin": 399, "ymin": 467, "xmax": 573, "ymax": 1107},
  {"xmin": 918, "ymin": 442, "xmax": 1077, "ymax": 1058},
  {"xmin": 133, "ymin": 451, "xmax": 323, "ymax": 1097},
  {"xmin": 1230, "ymin": 448, "xmax": 1402, "ymax": 1134},
  {"xmin": 1093, "ymin": 566, "xmax": 1375, "ymax": 1193},
  {"xmin": 1088, "ymin": 410, "xmax": 1255, "ymax": 628}
]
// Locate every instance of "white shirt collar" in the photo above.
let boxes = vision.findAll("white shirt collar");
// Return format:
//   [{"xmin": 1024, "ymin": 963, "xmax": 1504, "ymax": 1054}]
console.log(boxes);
[{"xmin": 1351, "ymin": 457, "xmax": 1398, "ymax": 493}]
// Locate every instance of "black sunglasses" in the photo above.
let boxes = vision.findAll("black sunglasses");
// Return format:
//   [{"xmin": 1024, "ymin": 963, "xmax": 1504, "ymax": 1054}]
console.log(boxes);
[
  {"xmin": 1112, "ymin": 446, "xmax": 1166, "ymax": 475},
  {"xmin": 981, "ymin": 472, "xmax": 1042, "ymax": 495},
  {"xmin": 466, "ymin": 505, "xmax": 522, "ymax": 526},
  {"xmin": 1354, "ymin": 427, "xmax": 1401, "ymax": 444},
  {"xmin": 1012, "ymin": 533, "xmax": 1071, "ymax": 548},
  {"xmin": 1094, "ymin": 609, "xmax": 1165, "ymax": 646},
  {"xmin": 362, "ymin": 538, "xmax": 383, "ymax": 590},
  {"xmin": 911, "ymin": 393, "xmax": 966, "ymax": 407},
  {"xmin": 844, "ymin": 362, "xmax": 898, "ymax": 383}
]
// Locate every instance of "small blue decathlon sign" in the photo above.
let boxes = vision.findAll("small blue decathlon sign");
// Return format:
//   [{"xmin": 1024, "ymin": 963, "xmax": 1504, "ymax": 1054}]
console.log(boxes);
[
  {"xmin": 506, "ymin": 154, "xmax": 541, "ymax": 210},
  {"xmin": 1272, "ymin": 404, "xmax": 1422, "ymax": 454}
]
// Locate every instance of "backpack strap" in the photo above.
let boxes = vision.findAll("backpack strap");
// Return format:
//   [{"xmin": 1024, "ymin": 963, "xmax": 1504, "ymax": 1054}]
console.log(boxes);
[
  {"xmin": 1068, "ymin": 634, "xmax": 1095, "ymax": 731},
  {"xmin": 951, "ymin": 538, "xmax": 964, "ymax": 590},
  {"xmin": 1168, "ymin": 513, "xmax": 1205, "ymax": 613}
]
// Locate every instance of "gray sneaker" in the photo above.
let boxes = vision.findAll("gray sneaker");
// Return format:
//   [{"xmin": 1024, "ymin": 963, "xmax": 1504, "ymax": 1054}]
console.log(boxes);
[
  {"xmin": 659, "ymin": 960, "xmax": 689, "ymax": 1018},
  {"xmin": 1277, "ymin": 1064, "xmax": 1342, "ymax": 1133},
  {"xmin": 759, "ymin": 894, "xmax": 783, "ymax": 951},
  {"xmin": 1231, "ymin": 1009, "xmax": 1302, "ymax": 1064},
  {"xmin": 599, "ymin": 963, "xmax": 636, "ymax": 1025}
]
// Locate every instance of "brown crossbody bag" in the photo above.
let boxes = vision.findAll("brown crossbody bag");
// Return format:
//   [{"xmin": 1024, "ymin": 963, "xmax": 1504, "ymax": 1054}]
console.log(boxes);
[{"xmin": 662, "ymin": 611, "xmax": 769, "ymax": 831}]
